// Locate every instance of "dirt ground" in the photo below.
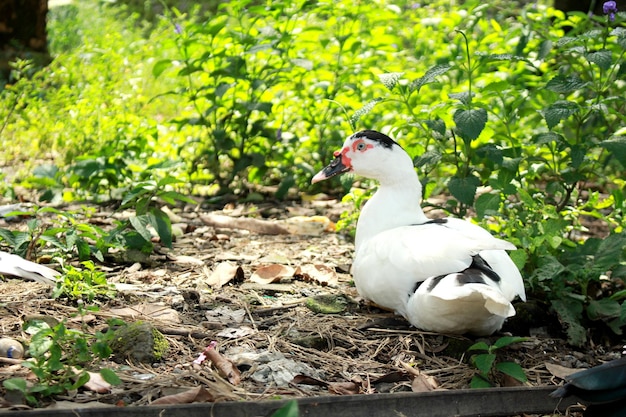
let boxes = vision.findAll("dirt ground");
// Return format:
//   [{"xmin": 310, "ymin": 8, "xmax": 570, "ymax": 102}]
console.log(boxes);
[{"xmin": 0, "ymin": 198, "xmax": 621, "ymax": 415}]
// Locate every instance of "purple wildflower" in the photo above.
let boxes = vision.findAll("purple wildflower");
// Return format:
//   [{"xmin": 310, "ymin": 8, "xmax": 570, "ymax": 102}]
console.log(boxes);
[
  {"xmin": 174, "ymin": 23, "xmax": 183, "ymax": 34},
  {"xmin": 603, "ymin": 1, "xmax": 618, "ymax": 21}
]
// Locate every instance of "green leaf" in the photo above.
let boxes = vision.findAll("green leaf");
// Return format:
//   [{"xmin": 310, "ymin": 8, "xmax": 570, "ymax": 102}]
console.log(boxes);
[
  {"xmin": 149, "ymin": 208, "xmax": 172, "ymax": 248},
  {"xmin": 129, "ymin": 215, "xmax": 153, "ymax": 243},
  {"xmin": 599, "ymin": 137, "xmax": 626, "ymax": 167},
  {"xmin": 454, "ymin": 108, "xmax": 487, "ymax": 142},
  {"xmin": 470, "ymin": 374, "xmax": 493, "ymax": 388},
  {"xmin": 414, "ymin": 150, "xmax": 442, "ymax": 168},
  {"xmin": 587, "ymin": 298, "xmax": 621, "ymax": 320},
  {"xmin": 411, "ymin": 64, "xmax": 452, "ymax": 92},
  {"xmin": 378, "ymin": 72, "xmax": 404, "ymax": 91},
  {"xmin": 495, "ymin": 362, "xmax": 527, "ymax": 382},
  {"xmin": 546, "ymin": 75, "xmax": 587, "ymax": 94},
  {"xmin": 531, "ymin": 256, "xmax": 565, "ymax": 282},
  {"xmin": 350, "ymin": 98, "xmax": 384, "ymax": 126},
  {"xmin": 3, "ymin": 378, "xmax": 28, "ymax": 393},
  {"xmin": 475, "ymin": 193, "xmax": 501, "ymax": 219},
  {"xmin": 100, "ymin": 368, "xmax": 122, "ymax": 386},
  {"xmin": 492, "ymin": 336, "xmax": 527, "ymax": 350},
  {"xmin": 542, "ymin": 101, "xmax": 579, "ymax": 130},
  {"xmin": 586, "ymin": 49, "xmax": 612, "ymax": 70},
  {"xmin": 448, "ymin": 175, "xmax": 480, "ymax": 206},
  {"xmin": 152, "ymin": 59, "xmax": 172, "ymax": 78},
  {"xmin": 468, "ymin": 341, "xmax": 490, "ymax": 351},
  {"xmin": 270, "ymin": 400, "xmax": 299, "ymax": 417},
  {"xmin": 552, "ymin": 298, "xmax": 586, "ymax": 347},
  {"xmin": 472, "ymin": 353, "xmax": 496, "ymax": 375}
]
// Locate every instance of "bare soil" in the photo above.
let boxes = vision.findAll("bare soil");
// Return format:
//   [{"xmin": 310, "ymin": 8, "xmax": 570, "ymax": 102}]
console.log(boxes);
[{"xmin": 0, "ymin": 198, "xmax": 621, "ymax": 415}]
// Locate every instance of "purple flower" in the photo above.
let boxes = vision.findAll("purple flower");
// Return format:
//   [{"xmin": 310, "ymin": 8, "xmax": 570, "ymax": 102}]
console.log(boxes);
[
  {"xmin": 174, "ymin": 23, "xmax": 183, "ymax": 34},
  {"xmin": 603, "ymin": 1, "xmax": 618, "ymax": 21}
]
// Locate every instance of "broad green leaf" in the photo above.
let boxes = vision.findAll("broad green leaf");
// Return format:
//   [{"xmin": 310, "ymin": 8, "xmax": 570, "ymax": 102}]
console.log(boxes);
[
  {"xmin": 586, "ymin": 49, "xmax": 612, "ymax": 70},
  {"xmin": 509, "ymin": 250, "xmax": 528, "ymax": 271},
  {"xmin": 492, "ymin": 336, "xmax": 527, "ymax": 349},
  {"xmin": 495, "ymin": 362, "xmax": 527, "ymax": 382},
  {"xmin": 542, "ymin": 101, "xmax": 579, "ymax": 130},
  {"xmin": 411, "ymin": 64, "xmax": 452, "ymax": 92},
  {"xmin": 546, "ymin": 75, "xmax": 587, "ymax": 93},
  {"xmin": 599, "ymin": 137, "xmax": 626, "ymax": 167},
  {"xmin": 454, "ymin": 108, "xmax": 488, "ymax": 142},
  {"xmin": 100, "ymin": 368, "xmax": 122, "ymax": 385},
  {"xmin": 70, "ymin": 371, "xmax": 91, "ymax": 390},
  {"xmin": 448, "ymin": 175, "xmax": 480, "ymax": 206},
  {"xmin": 475, "ymin": 193, "xmax": 501, "ymax": 219},
  {"xmin": 3, "ymin": 378, "xmax": 28, "ymax": 392},
  {"xmin": 350, "ymin": 98, "xmax": 384, "ymax": 126},
  {"xmin": 129, "ymin": 215, "xmax": 153, "ymax": 243},
  {"xmin": 414, "ymin": 150, "xmax": 442, "ymax": 168},
  {"xmin": 149, "ymin": 208, "xmax": 172, "ymax": 248},
  {"xmin": 470, "ymin": 374, "xmax": 492, "ymax": 388},
  {"xmin": 531, "ymin": 256, "xmax": 565, "ymax": 282},
  {"xmin": 378, "ymin": 72, "xmax": 404, "ymax": 91},
  {"xmin": 587, "ymin": 298, "xmax": 621, "ymax": 320},
  {"xmin": 551, "ymin": 298, "xmax": 586, "ymax": 347},
  {"xmin": 0, "ymin": 228, "xmax": 16, "ymax": 246},
  {"xmin": 270, "ymin": 400, "xmax": 299, "ymax": 417},
  {"xmin": 468, "ymin": 341, "xmax": 490, "ymax": 351},
  {"xmin": 152, "ymin": 59, "xmax": 172, "ymax": 78},
  {"xmin": 472, "ymin": 353, "xmax": 496, "ymax": 375}
]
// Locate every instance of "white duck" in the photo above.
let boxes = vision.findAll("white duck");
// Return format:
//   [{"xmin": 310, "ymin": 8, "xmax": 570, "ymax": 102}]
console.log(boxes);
[
  {"xmin": 312, "ymin": 130, "xmax": 526, "ymax": 335},
  {"xmin": 0, "ymin": 250, "xmax": 59, "ymax": 285}
]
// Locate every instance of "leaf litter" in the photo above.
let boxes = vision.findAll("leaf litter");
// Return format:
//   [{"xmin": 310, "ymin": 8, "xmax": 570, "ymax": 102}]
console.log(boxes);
[{"xmin": 0, "ymin": 200, "xmax": 617, "ymax": 414}]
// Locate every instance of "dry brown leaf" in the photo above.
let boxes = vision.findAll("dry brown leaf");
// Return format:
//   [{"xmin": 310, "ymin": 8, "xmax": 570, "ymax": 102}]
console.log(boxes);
[
  {"xmin": 202, "ymin": 345, "xmax": 241, "ymax": 386},
  {"xmin": 411, "ymin": 373, "xmax": 439, "ymax": 393},
  {"xmin": 401, "ymin": 362, "xmax": 439, "ymax": 392},
  {"xmin": 109, "ymin": 303, "xmax": 180, "ymax": 323},
  {"xmin": 328, "ymin": 381, "xmax": 361, "ymax": 395},
  {"xmin": 250, "ymin": 264, "xmax": 295, "ymax": 284},
  {"xmin": 205, "ymin": 262, "xmax": 244, "ymax": 288},
  {"xmin": 291, "ymin": 374, "xmax": 328, "ymax": 387},
  {"xmin": 294, "ymin": 264, "xmax": 338, "ymax": 286},
  {"xmin": 151, "ymin": 386, "xmax": 214, "ymax": 405},
  {"xmin": 545, "ymin": 362, "xmax": 579, "ymax": 380},
  {"xmin": 201, "ymin": 213, "xmax": 289, "ymax": 235}
]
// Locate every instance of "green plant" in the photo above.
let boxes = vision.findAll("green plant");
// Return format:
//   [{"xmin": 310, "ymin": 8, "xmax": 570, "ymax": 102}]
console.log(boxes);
[
  {"xmin": 271, "ymin": 400, "xmax": 299, "ymax": 417},
  {"xmin": 53, "ymin": 260, "xmax": 116, "ymax": 302},
  {"xmin": 468, "ymin": 336, "xmax": 528, "ymax": 388},
  {"xmin": 2, "ymin": 317, "xmax": 121, "ymax": 405}
]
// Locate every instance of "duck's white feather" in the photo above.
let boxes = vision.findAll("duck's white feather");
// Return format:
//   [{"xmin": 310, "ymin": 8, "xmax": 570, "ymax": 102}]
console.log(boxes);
[
  {"xmin": 313, "ymin": 130, "xmax": 526, "ymax": 335},
  {"xmin": 0, "ymin": 250, "xmax": 59, "ymax": 286}
]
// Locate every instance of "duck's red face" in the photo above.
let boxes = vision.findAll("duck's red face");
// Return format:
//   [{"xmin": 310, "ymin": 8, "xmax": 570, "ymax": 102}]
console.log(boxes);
[{"xmin": 311, "ymin": 138, "xmax": 376, "ymax": 183}]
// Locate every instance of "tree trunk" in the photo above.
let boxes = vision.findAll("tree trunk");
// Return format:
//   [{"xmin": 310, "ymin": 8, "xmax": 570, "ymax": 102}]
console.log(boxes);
[{"xmin": 0, "ymin": 0, "xmax": 49, "ymax": 82}]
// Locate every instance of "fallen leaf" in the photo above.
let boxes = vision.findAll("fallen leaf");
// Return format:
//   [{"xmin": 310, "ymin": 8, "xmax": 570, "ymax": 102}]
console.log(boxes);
[
  {"xmin": 294, "ymin": 264, "xmax": 338, "ymax": 286},
  {"xmin": 205, "ymin": 307, "xmax": 246, "ymax": 324},
  {"xmin": 151, "ymin": 386, "xmax": 214, "ymax": 405},
  {"xmin": 282, "ymin": 215, "xmax": 335, "ymax": 235},
  {"xmin": 328, "ymin": 381, "xmax": 361, "ymax": 395},
  {"xmin": 70, "ymin": 367, "xmax": 111, "ymax": 394},
  {"xmin": 250, "ymin": 264, "xmax": 295, "ymax": 284},
  {"xmin": 411, "ymin": 373, "xmax": 439, "ymax": 392},
  {"xmin": 203, "ymin": 344, "xmax": 241, "ymax": 385},
  {"xmin": 205, "ymin": 262, "xmax": 244, "ymax": 288},
  {"xmin": 109, "ymin": 303, "xmax": 180, "ymax": 323},
  {"xmin": 401, "ymin": 362, "xmax": 439, "ymax": 392},
  {"xmin": 545, "ymin": 362, "xmax": 579, "ymax": 379},
  {"xmin": 291, "ymin": 374, "xmax": 328, "ymax": 387}
]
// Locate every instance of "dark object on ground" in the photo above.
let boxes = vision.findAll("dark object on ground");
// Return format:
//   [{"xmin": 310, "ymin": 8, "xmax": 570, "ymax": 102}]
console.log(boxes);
[{"xmin": 551, "ymin": 356, "xmax": 626, "ymax": 417}]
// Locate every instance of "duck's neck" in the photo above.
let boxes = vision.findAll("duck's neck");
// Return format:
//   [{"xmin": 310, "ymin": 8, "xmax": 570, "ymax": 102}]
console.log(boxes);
[{"xmin": 354, "ymin": 169, "xmax": 429, "ymax": 251}]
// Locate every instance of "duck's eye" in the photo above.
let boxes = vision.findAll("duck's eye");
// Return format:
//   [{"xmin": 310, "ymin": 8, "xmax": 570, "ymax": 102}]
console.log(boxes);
[{"xmin": 356, "ymin": 142, "xmax": 367, "ymax": 151}]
